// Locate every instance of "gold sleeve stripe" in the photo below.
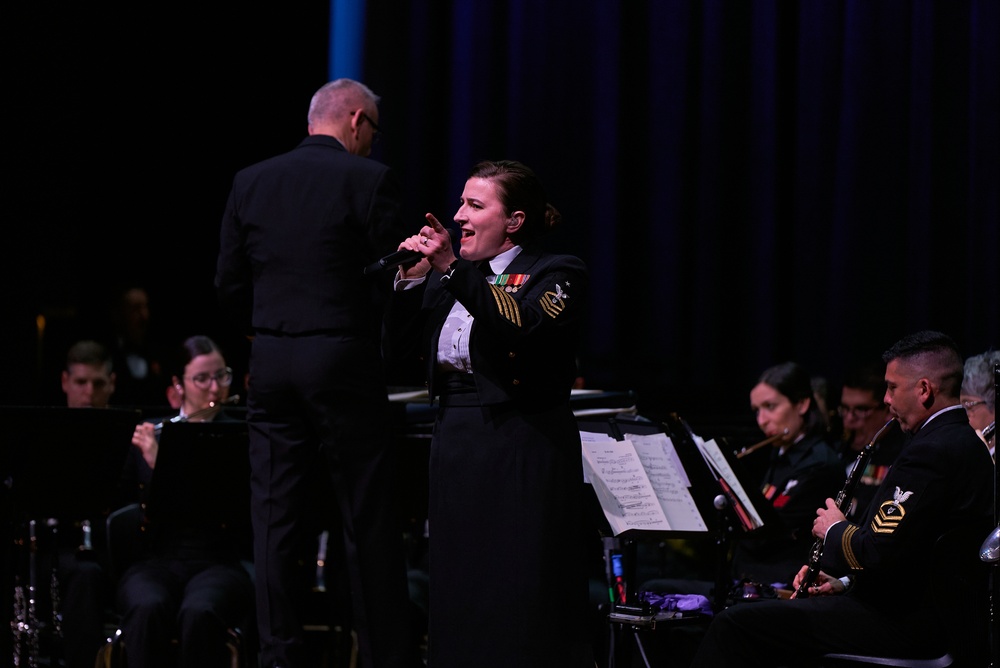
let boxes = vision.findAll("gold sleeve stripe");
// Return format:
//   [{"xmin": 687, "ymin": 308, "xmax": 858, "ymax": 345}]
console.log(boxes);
[
  {"xmin": 841, "ymin": 524, "xmax": 862, "ymax": 570},
  {"xmin": 489, "ymin": 285, "xmax": 522, "ymax": 327}
]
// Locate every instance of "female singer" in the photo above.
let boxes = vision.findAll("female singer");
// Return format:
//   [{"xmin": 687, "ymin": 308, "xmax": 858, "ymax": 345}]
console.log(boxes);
[
  {"xmin": 737, "ymin": 361, "xmax": 844, "ymax": 590},
  {"xmin": 385, "ymin": 160, "xmax": 592, "ymax": 668},
  {"xmin": 116, "ymin": 335, "xmax": 253, "ymax": 668}
]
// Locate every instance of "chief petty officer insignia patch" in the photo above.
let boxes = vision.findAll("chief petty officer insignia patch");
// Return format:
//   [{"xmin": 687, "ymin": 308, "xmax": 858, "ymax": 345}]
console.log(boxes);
[
  {"xmin": 870, "ymin": 486, "xmax": 913, "ymax": 534},
  {"xmin": 540, "ymin": 282, "xmax": 570, "ymax": 318}
]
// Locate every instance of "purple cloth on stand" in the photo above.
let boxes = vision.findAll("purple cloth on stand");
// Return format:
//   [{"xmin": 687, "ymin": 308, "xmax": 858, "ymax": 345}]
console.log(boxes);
[{"xmin": 640, "ymin": 591, "xmax": 714, "ymax": 616}]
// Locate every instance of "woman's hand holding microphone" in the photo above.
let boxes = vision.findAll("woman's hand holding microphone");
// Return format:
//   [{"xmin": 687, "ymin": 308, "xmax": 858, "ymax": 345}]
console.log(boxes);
[{"xmin": 397, "ymin": 213, "xmax": 457, "ymax": 279}]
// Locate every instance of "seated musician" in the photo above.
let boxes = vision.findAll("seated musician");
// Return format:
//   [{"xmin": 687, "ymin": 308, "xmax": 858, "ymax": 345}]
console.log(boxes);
[
  {"xmin": 832, "ymin": 362, "xmax": 905, "ymax": 523},
  {"xmin": 689, "ymin": 331, "xmax": 995, "ymax": 667},
  {"xmin": 57, "ymin": 340, "xmax": 118, "ymax": 668},
  {"xmin": 114, "ymin": 334, "xmax": 254, "ymax": 667},
  {"xmin": 961, "ymin": 348, "xmax": 998, "ymax": 460},
  {"xmin": 732, "ymin": 361, "xmax": 846, "ymax": 590},
  {"xmin": 642, "ymin": 360, "xmax": 844, "ymax": 602}
]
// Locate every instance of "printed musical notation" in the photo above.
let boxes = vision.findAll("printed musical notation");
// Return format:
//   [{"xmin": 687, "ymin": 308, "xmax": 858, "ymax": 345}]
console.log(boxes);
[{"xmin": 581, "ymin": 431, "xmax": 707, "ymax": 536}]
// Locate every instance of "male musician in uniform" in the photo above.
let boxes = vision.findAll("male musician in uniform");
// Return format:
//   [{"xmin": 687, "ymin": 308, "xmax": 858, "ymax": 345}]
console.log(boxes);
[
  {"xmin": 59, "ymin": 340, "xmax": 117, "ymax": 667},
  {"xmin": 689, "ymin": 330, "xmax": 995, "ymax": 667},
  {"xmin": 833, "ymin": 362, "xmax": 905, "ymax": 522}
]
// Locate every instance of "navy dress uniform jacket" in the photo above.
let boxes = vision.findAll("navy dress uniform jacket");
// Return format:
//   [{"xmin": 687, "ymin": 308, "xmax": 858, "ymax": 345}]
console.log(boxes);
[
  {"xmin": 823, "ymin": 406, "xmax": 994, "ymax": 613},
  {"xmin": 385, "ymin": 247, "xmax": 594, "ymax": 668}
]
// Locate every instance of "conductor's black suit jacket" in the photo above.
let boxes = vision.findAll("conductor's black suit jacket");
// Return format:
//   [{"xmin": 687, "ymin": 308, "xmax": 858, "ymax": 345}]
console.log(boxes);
[
  {"xmin": 214, "ymin": 134, "xmax": 419, "ymax": 668},
  {"xmin": 215, "ymin": 134, "xmax": 406, "ymax": 337}
]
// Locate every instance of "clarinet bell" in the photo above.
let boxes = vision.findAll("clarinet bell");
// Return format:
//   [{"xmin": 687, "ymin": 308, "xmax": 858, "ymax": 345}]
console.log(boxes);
[{"xmin": 981, "ymin": 525, "xmax": 1000, "ymax": 563}]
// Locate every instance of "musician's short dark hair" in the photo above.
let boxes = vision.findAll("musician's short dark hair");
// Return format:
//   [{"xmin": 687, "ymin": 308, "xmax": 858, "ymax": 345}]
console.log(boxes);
[
  {"xmin": 882, "ymin": 330, "xmax": 963, "ymax": 397},
  {"xmin": 842, "ymin": 361, "xmax": 887, "ymax": 404},
  {"xmin": 66, "ymin": 339, "xmax": 112, "ymax": 372}
]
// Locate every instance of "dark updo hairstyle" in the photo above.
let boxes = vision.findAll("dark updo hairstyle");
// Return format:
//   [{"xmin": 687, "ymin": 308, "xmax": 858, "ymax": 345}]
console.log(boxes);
[
  {"xmin": 468, "ymin": 160, "xmax": 561, "ymax": 246},
  {"xmin": 167, "ymin": 335, "xmax": 224, "ymax": 380},
  {"xmin": 757, "ymin": 361, "xmax": 826, "ymax": 437}
]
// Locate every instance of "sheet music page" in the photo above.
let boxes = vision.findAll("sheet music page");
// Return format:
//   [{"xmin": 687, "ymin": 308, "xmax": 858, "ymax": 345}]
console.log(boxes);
[
  {"xmin": 625, "ymin": 432, "xmax": 707, "ymax": 532},
  {"xmin": 580, "ymin": 430, "xmax": 617, "ymax": 484},
  {"xmin": 581, "ymin": 438, "xmax": 673, "ymax": 535},
  {"xmin": 695, "ymin": 436, "xmax": 764, "ymax": 528}
]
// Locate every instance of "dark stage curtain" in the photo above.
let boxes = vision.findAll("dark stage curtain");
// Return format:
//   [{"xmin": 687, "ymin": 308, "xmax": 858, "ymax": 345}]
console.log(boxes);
[
  {"xmin": 4, "ymin": 1, "xmax": 996, "ymax": 421},
  {"xmin": 364, "ymin": 0, "xmax": 998, "ymax": 420}
]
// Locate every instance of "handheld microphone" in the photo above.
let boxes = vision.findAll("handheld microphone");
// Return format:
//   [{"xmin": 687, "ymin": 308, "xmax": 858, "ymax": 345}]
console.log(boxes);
[
  {"xmin": 364, "ymin": 249, "xmax": 423, "ymax": 275},
  {"xmin": 364, "ymin": 228, "xmax": 457, "ymax": 275}
]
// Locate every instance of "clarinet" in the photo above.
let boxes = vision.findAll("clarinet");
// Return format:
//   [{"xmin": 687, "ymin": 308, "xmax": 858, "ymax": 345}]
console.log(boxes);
[
  {"xmin": 794, "ymin": 417, "xmax": 898, "ymax": 598},
  {"xmin": 11, "ymin": 520, "xmax": 41, "ymax": 668}
]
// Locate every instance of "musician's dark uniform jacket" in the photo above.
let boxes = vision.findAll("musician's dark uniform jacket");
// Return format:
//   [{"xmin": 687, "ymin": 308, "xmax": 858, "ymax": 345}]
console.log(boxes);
[
  {"xmin": 821, "ymin": 407, "xmax": 993, "ymax": 613},
  {"xmin": 733, "ymin": 432, "xmax": 843, "ymax": 588},
  {"xmin": 215, "ymin": 134, "xmax": 417, "ymax": 668},
  {"xmin": 385, "ymin": 247, "xmax": 592, "ymax": 668},
  {"xmin": 835, "ymin": 427, "xmax": 905, "ymax": 523},
  {"xmin": 113, "ymin": 410, "xmax": 254, "ymax": 668},
  {"xmin": 690, "ymin": 405, "xmax": 995, "ymax": 668}
]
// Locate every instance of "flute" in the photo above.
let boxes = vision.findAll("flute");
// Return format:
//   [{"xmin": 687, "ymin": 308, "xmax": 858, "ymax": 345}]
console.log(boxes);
[
  {"xmin": 153, "ymin": 394, "xmax": 241, "ymax": 435},
  {"xmin": 736, "ymin": 428, "xmax": 790, "ymax": 459}
]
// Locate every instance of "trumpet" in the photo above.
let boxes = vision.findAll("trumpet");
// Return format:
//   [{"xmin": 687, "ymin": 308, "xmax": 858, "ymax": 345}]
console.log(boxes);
[
  {"xmin": 153, "ymin": 394, "xmax": 241, "ymax": 435},
  {"xmin": 736, "ymin": 428, "xmax": 790, "ymax": 459}
]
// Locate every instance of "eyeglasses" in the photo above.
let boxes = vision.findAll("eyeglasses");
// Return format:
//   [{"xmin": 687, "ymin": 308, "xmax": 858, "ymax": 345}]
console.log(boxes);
[
  {"xmin": 838, "ymin": 404, "xmax": 880, "ymax": 418},
  {"xmin": 358, "ymin": 112, "xmax": 381, "ymax": 143},
  {"xmin": 185, "ymin": 367, "xmax": 233, "ymax": 390},
  {"xmin": 962, "ymin": 399, "xmax": 986, "ymax": 411}
]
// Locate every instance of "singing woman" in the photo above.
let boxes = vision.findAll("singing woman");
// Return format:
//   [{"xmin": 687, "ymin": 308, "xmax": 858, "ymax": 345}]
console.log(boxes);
[{"xmin": 385, "ymin": 160, "xmax": 592, "ymax": 668}]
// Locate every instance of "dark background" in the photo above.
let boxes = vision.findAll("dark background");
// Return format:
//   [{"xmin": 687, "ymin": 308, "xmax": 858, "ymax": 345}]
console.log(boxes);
[{"xmin": 4, "ymin": 1, "xmax": 998, "ymax": 430}]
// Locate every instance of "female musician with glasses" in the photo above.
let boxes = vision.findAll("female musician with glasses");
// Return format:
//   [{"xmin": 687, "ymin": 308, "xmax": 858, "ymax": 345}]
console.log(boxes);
[
  {"xmin": 833, "ymin": 363, "xmax": 905, "ymax": 522},
  {"xmin": 115, "ymin": 335, "xmax": 253, "ymax": 668}
]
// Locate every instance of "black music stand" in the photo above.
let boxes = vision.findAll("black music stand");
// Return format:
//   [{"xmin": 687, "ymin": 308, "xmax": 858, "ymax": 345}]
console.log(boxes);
[
  {"xmin": 148, "ymin": 420, "xmax": 251, "ymax": 532},
  {"xmin": 1, "ymin": 406, "xmax": 141, "ymax": 522},
  {"xmin": 579, "ymin": 412, "xmax": 779, "ymax": 668},
  {"xmin": 1, "ymin": 406, "xmax": 140, "ymax": 666},
  {"xmin": 660, "ymin": 413, "xmax": 783, "ymax": 571}
]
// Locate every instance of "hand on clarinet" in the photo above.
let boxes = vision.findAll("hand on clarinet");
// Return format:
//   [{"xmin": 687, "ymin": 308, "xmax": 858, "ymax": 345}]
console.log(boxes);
[
  {"xmin": 812, "ymin": 497, "xmax": 847, "ymax": 539},
  {"xmin": 397, "ymin": 213, "xmax": 457, "ymax": 279},
  {"xmin": 790, "ymin": 566, "xmax": 846, "ymax": 598}
]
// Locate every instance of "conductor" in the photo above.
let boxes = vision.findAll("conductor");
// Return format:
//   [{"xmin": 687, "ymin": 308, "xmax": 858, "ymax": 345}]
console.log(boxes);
[{"xmin": 215, "ymin": 78, "xmax": 418, "ymax": 668}]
